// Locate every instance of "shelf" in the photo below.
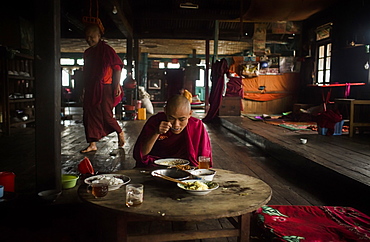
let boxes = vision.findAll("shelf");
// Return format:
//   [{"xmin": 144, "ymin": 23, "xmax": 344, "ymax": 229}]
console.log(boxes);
[
  {"xmin": 1, "ymin": 46, "xmax": 35, "ymax": 135},
  {"xmin": 14, "ymin": 52, "xmax": 34, "ymax": 60},
  {"xmin": 10, "ymin": 119, "xmax": 35, "ymax": 127},
  {"xmin": 9, "ymin": 98, "xmax": 35, "ymax": 103},
  {"xmin": 8, "ymin": 75, "xmax": 34, "ymax": 80}
]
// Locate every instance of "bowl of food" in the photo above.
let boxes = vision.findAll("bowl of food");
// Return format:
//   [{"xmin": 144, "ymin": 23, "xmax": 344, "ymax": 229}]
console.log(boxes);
[
  {"xmin": 188, "ymin": 169, "xmax": 216, "ymax": 181},
  {"xmin": 38, "ymin": 189, "xmax": 62, "ymax": 203},
  {"xmin": 154, "ymin": 158, "xmax": 190, "ymax": 167},
  {"xmin": 62, "ymin": 174, "xmax": 79, "ymax": 189},
  {"xmin": 151, "ymin": 169, "xmax": 190, "ymax": 186},
  {"xmin": 84, "ymin": 174, "xmax": 131, "ymax": 191},
  {"xmin": 177, "ymin": 179, "xmax": 219, "ymax": 195}
]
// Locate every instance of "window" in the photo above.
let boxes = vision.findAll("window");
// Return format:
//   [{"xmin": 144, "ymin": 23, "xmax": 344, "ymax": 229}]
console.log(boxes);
[
  {"xmin": 60, "ymin": 58, "xmax": 75, "ymax": 65},
  {"xmin": 76, "ymin": 58, "xmax": 84, "ymax": 65},
  {"xmin": 316, "ymin": 42, "xmax": 331, "ymax": 84},
  {"xmin": 158, "ymin": 62, "xmax": 180, "ymax": 69}
]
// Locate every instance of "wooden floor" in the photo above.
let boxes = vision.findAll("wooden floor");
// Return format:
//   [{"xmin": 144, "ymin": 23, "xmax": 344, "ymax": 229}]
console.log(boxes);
[{"xmin": 1, "ymin": 107, "xmax": 370, "ymax": 241}]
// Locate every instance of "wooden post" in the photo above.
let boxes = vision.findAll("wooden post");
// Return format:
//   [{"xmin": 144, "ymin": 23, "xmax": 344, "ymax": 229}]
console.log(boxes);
[
  {"xmin": 214, "ymin": 20, "xmax": 219, "ymax": 61},
  {"xmin": 205, "ymin": 39, "xmax": 210, "ymax": 111},
  {"xmin": 34, "ymin": 0, "xmax": 62, "ymax": 192}
]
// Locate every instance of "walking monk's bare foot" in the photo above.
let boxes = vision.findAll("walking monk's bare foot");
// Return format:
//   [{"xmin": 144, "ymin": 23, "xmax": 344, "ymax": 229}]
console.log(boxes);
[
  {"xmin": 118, "ymin": 131, "xmax": 125, "ymax": 148},
  {"xmin": 80, "ymin": 143, "xmax": 97, "ymax": 154}
]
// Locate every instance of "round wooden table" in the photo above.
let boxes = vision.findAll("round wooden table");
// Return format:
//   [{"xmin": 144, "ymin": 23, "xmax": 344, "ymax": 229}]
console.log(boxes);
[{"xmin": 78, "ymin": 168, "xmax": 272, "ymax": 241}]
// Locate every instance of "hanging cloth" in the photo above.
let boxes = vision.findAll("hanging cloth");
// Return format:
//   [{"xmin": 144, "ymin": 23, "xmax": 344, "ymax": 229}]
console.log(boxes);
[{"xmin": 202, "ymin": 58, "xmax": 229, "ymax": 122}]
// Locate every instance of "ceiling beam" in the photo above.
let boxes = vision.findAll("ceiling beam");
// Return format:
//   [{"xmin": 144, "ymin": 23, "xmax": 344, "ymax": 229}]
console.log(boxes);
[{"xmin": 100, "ymin": 0, "xmax": 133, "ymax": 38}]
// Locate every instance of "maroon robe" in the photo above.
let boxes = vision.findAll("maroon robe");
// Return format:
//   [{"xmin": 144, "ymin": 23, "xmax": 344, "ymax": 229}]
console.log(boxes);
[
  {"xmin": 83, "ymin": 40, "xmax": 123, "ymax": 143},
  {"xmin": 202, "ymin": 58, "xmax": 229, "ymax": 122},
  {"xmin": 133, "ymin": 112, "xmax": 212, "ymax": 167}
]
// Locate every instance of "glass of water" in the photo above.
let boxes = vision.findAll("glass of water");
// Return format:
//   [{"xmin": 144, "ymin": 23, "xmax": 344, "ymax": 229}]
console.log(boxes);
[{"xmin": 125, "ymin": 184, "xmax": 144, "ymax": 207}]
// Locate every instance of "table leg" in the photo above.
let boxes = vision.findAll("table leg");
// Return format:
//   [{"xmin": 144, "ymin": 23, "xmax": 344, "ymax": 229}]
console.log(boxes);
[
  {"xmin": 238, "ymin": 213, "xmax": 251, "ymax": 242},
  {"xmin": 116, "ymin": 215, "xmax": 128, "ymax": 242},
  {"xmin": 349, "ymin": 100, "xmax": 354, "ymax": 137}
]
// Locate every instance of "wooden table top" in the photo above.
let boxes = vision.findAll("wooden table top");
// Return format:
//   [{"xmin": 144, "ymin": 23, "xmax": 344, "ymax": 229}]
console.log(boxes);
[
  {"xmin": 307, "ymin": 83, "xmax": 366, "ymax": 87},
  {"xmin": 78, "ymin": 168, "xmax": 272, "ymax": 221}
]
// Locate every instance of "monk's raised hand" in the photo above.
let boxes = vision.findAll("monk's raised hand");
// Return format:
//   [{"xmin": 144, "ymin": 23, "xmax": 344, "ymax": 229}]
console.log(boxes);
[{"xmin": 158, "ymin": 121, "xmax": 172, "ymax": 134}]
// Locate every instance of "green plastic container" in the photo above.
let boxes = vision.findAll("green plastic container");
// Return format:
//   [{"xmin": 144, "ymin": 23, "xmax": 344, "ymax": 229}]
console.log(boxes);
[{"xmin": 62, "ymin": 174, "xmax": 79, "ymax": 189}]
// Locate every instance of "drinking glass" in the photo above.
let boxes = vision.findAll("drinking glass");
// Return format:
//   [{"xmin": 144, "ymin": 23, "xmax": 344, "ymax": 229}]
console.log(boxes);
[
  {"xmin": 126, "ymin": 184, "xmax": 144, "ymax": 207},
  {"xmin": 91, "ymin": 181, "xmax": 109, "ymax": 198},
  {"xmin": 198, "ymin": 156, "xmax": 210, "ymax": 169}
]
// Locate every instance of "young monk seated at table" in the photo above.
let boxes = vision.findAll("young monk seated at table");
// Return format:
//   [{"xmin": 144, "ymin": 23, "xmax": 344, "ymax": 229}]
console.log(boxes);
[{"xmin": 133, "ymin": 94, "xmax": 212, "ymax": 167}]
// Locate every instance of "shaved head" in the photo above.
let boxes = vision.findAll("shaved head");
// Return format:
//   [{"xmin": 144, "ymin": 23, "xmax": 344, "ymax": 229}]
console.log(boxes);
[
  {"xmin": 165, "ymin": 95, "xmax": 191, "ymax": 114},
  {"xmin": 85, "ymin": 24, "xmax": 102, "ymax": 47},
  {"xmin": 164, "ymin": 95, "xmax": 192, "ymax": 134}
]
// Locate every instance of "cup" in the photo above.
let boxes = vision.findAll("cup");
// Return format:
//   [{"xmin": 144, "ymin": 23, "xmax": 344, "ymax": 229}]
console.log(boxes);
[
  {"xmin": 300, "ymin": 138, "xmax": 307, "ymax": 144},
  {"xmin": 126, "ymin": 184, "xmax": 143, "ymax": 207},
  {"xmin": 198, "ymin": 156, "xmax": 211, "ymax": 169},
  {"xmin": 0, "ymin": 185, "xmax": 4, "ymax": 198},
  {"xmin": 91, "ymin": 181, "xmax": 109, "ymax": 198}
]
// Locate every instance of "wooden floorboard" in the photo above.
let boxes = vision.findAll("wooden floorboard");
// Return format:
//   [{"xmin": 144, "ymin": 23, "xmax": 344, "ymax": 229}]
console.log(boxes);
[
  {"xmin": 1, "ymin": 107, "xmax": 370, "ymax": 241},
  {"xmin": 219, "ymin": 116, "xmax": 370, "ymax": 186}
]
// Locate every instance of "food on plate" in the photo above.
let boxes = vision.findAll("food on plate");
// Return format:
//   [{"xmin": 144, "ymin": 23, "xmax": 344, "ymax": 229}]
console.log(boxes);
[
  {"xmin": 173, "ymin": 164, "xmax": 191, "ymax": 170},
  {"xmin": 156, "ymin": 159, "xmax": 188, "ymax": 166},
  {"xmin": 183, "ymin": 181, "xmax": 209, "ymax": 190},
  {"xmin": 91, "ymin": 175, "xmax": 124, "ymax": 186}
]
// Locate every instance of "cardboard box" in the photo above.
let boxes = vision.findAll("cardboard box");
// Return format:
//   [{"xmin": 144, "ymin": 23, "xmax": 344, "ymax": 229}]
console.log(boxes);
[{"xmin": 219, "ymin": 97, "xmax": 241, "ymax": 116}]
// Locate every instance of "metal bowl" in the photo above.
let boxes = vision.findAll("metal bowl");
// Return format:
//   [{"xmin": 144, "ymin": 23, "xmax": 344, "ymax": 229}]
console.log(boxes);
[{"xmin": 151, "ymin": 168, "xmax": 190, "ymax": 186}]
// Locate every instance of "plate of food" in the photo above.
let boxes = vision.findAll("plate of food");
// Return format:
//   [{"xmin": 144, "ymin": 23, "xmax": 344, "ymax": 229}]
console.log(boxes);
[
  {"xmin": 84, "ymin": 174, "xmax": 131, "ymax": 191},
  {"xmin": 154, "ymin": 158, "xmax": 190, "ymax": 167},
  {"xmin": 177, "ymin": 179, "xmax": 219, "ymax": 195}
]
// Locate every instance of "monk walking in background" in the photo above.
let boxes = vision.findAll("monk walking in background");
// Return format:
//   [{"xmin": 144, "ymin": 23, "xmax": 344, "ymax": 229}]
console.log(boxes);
[
  {"xmin": 133, "ymin": 95, "xmax": 212, "ymax": 167},
  {"xmin": 80, "ymin": 24, "xmax": 125, "ymax": 153}
]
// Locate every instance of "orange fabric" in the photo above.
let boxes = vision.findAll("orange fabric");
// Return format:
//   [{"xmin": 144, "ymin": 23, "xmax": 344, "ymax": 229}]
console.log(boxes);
[
  {"xmin": 243, "ymin": 73, "xmax": 299, "ymax": 101},
  {"xmin": 103, "ymin": 66, "xmax": 113, "ymax": 84},
  {"xmin": 244, "ymin": 93, "xmax": 288, "ymax": 101},
  {"xmin": 102, "ymin": 64, "xmax": 121, "ymax": 84}
]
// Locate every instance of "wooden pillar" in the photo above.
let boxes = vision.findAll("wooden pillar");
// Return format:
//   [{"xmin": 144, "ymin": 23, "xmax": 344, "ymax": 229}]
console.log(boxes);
[
  {"xmin": 133, "ymin": 38, "xmax": 140, "ymax": 101},
  {"xmin": 214, "ymin": 20, "xmax": 219, "ymax": 60},
  {"xmin": 126, "ymin": 37, "xmax": 133, "ymax": 74},
  {"xmin": 205, "ymin": 39, "xmax": 210, "ymax": 110},
  {"xmin": 134, "ymin": 38, "xmax": 140, "ymax": 82},
  {"xmin": 34, "ymin": 0, "xmax": 62, "ymax": 192},
  {"xmin": 139, "ymin": 52, "xmax": 148, "ymax": 88}
]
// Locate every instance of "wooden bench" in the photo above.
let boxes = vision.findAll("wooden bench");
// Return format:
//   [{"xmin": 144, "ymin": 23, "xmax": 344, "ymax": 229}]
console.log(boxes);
[{"xmin": 335, "ymin": 98, "xmax": 370, "ymax": 137}]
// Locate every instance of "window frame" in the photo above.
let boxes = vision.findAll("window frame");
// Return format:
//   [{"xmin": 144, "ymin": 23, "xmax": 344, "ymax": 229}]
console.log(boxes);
[{"xmin": 315, "ymin": 41, "xmax": 332, "ymax": 85}]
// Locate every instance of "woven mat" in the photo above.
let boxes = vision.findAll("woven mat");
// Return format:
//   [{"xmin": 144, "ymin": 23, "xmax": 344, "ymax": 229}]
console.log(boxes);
[{"xmin": 278, "ymin": 123, "xmax": 317, "ymax": 131}]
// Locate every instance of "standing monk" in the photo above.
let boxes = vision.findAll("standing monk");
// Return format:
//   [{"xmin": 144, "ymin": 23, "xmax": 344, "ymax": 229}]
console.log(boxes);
[
  {"xmin": 80, "ymin": 24, "xmax": 125, "ymax": 153},
  {"xmin": 133, "ymin": 95, "xmax": 212, "ymax": 167}
]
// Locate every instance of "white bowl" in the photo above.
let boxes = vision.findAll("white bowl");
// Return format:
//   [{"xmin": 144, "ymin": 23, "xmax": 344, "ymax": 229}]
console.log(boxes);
[
  {"xmin": 38, "ymin": 189, "xmax": 62, "ymax": 202},
  {"xmin": 188, "ymin": 169, "xmax": 216, "ymax": 181},
  {"xmin": 177, "ymin": 179, "xmax": 219, "ymax": 195}
]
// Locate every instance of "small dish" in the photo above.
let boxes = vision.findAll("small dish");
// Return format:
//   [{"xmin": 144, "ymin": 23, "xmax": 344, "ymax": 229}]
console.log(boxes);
[
  {"xmin": 188, "ymin": 169, "xmax": 216, "ymax": 181},
  {"xmin": 177, "ymin": 179, "xmax": 219, "ymax": 196}
]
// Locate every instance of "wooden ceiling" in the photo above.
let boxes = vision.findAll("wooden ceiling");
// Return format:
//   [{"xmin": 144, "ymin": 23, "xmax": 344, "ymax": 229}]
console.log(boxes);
[{"xmin": 61, "ymin": 0, "xmax": 338, "ymax": 57}]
